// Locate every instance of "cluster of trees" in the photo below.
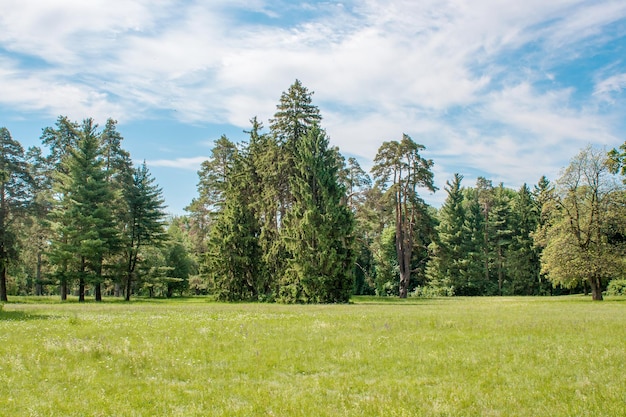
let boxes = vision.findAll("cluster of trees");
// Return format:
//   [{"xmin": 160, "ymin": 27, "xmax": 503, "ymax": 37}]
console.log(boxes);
[
  {"xmin": 184, "ymin": 81, "xmax": 355, "ymax": 303},
  {"xmin": 0, "ymin": 118, "xmax": 197, "ymax": 302},
  {"xmin": 3, "ymin": 80, "xmax": 625, "ymax": 302},
  {"xmin": 185, "ymin": 81, "xmax": 626, "ymax": 302}
]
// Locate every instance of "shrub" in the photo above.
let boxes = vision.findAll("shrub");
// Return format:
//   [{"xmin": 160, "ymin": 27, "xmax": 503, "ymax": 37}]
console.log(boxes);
[
  {"xmin": 606, "ymin": 279, "xmax": 626, "ymax": 296},
  {"xmin": 411, "ymin": 285, "xmax": 455, "ymax": 298}
]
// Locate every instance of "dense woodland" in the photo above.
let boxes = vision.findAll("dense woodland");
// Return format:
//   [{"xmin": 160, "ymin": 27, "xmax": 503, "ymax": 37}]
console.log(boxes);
[{"xmin": 2, "ymin": 80, "xmax": 626, "ymax": 302}]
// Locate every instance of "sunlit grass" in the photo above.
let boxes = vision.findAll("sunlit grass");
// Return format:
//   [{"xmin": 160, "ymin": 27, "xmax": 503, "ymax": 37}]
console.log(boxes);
[{"xmin": 1, "ymin": 296, "xmax": 625, "ymax": 416}]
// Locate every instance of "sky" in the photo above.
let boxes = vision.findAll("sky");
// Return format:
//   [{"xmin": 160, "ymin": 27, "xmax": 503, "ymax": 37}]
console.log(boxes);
[{"xmin": 1, "ymin": 0, "xmax": 625, "ymax": 214}]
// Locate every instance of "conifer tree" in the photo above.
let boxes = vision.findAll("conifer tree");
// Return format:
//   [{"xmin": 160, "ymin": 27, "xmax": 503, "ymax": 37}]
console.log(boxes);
[
  {"xmin": 460, "ymin": 188, "xmax": 488, "ymax": 295},
  {"xmin": 426, "ymin": 173, "xmax": 466, "ymax": 293},
  {"xmin": 185, "ymin": 135, "xmax": 237, "ymax": 257},
  {"xmin": 205, "ymin": 140, "xmax": 268, "ymax": 301},
  {"xmin": 371, "ymin": 134, "xmax": 436, "ymax": 298},
  {"xmin": 0, "ymin": 127, "xmax": 33, "ymax": 301},
  {"xmin": 269, "ymin": 79, "xmax": 322, "ymax": 149},
  {"xmin": 40, "ymin": 116, "xmax": 80, "ymax": 299},
  {"xmin": 269, "ymin": 80, "xmax": 322, "ymax": 224},
  {"xmin": 279, "ymin": 125, "xmax": 355, "ymax": 303},
  {"xmin": 121, "ymin": 162, "xmax": 167, "ymax": 301},
  {"xmin": 506, "ymin": 184, "xmax": 541, "ymax": 295},
  {"xmin": 48, "ymin": 119, "xmax": 117, "ymax": 302},
  {"xmin": 491, "ymin": 184, "xmax": 514, "ymax": 295}
]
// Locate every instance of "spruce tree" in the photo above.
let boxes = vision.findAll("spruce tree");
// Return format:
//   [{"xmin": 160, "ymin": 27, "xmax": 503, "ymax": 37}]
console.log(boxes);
[
  {"xmin": 121, "ymin": 162, "xmax": 167, "ymax": 300},
  {"xmin": 206, "ymin": 149, "xmax": 263, "ymax": 301},
  {"xmin": 460, "ymin": 188, "xmax": 488, "ymax": 295},
  {"xmin": 48, "ymin": 119, "xmax": 117, "ymax": 302},
  {"xmin": 506, "ymin": 184, "xmax": 541, "ymax": 295},
  {"xmin": 426, "ymin": 173, "xmax": 466, "ymax": 294},
  {"xmin": 279, "ymin": 125, "xmax": 355, "ymax": 303}
]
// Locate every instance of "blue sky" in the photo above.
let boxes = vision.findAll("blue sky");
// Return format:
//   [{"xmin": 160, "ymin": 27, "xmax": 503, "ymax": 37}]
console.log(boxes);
[{"xmin": 1, "ymin": 0, "xmax": 625, "ymax": 214}]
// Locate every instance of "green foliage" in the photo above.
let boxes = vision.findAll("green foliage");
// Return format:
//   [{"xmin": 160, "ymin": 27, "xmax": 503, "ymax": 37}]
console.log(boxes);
[
  {"xmin": 426, "ymin": 173, "xmax": 466, "ymax": 291},
  {"xmin": 0, "ymin": 127, "xmax": 33, "ymax": 301},
  {"xmin": 48, "ymin": 119, "xmax": 119, "ymax": 302},
  {"xmin": 606, "ymin": 279, "xmax": 626, "ymax": 295},
  {"xmin": 279, "ymin": 125, "xmax": 355, "ymax": 303},
  {"xmin": 371, "ymin": 134, "xmax": 437, "ymax": 298},
  {"xmin": 538, "ymin": 146, "xmax": 624, "ymax": 300},
  {"xmin": 121, "ymin": 162, "xmax": 167, "ymax": 300}
]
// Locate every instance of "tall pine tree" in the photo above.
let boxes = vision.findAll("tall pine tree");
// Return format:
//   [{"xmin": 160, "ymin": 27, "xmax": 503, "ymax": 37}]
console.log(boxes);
[{"xmin": 0, "ymin": 128, "xmax": 33, "ymax": 301}]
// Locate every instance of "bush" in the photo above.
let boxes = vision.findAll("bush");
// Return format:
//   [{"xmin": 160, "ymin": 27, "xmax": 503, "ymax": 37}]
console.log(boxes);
[
  {"xmin": 606, "ymin": 279, "xmax": 626, "ymax": 296},
  {"xmin": 411, "ymin": 285, "xmax": 455, "ymax": 298}
]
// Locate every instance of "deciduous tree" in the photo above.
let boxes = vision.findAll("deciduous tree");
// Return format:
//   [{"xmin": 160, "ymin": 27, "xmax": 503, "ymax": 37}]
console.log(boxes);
[{"xmin": 537, "ymin": 146, "xmax": 623, "ymax": 300}]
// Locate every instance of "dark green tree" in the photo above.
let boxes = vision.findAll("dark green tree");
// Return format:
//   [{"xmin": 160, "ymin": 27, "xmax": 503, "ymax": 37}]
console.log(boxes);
[
  {"xmin": 269, "ymin": 80, "xmax": 323, "ymax": 224},
  {"xmin": 40, "ymin": 116, "xmax": 81, "ymax": 299},
  {"xmin": 491, "ymin": 184, "xmax": 514, "ymax": 295},
  {"xmin": 269, "ymin": 79, "xmax": 322, "ymax": 149},
  {"xmin": 371, "ymin": 134, "xmax": 436, "ymax": 298},
  {"xmin": 426, "ymin": 173, "xmax": 466, "ymax": 294},
  {"xmin": 279, "ymin": 125, "xmax": 355, "ymax": 303},
  {"xmin": 0, "ymin": 128, "xmax": 33, "ymax": 301},
  {"xmin": 121, "ymin": 162, "xmax": 167, "ymax": 301},
  {"xmin": 48, "ymin": 119, "xmax": 118, "ymax": 302},
  {"xmin": 164, "ymin": 222, "xmax": 194, "ymax": 297},
  {"xmin": 185, "ymin": 135, "xmax": 237, "ymax": 258},
  {"xmin": 206, "ymin": 145, "xmax": 264, "ymax": 301},
  {"xmin": 24, "ymin": 146, "xmax": 53, "ymax": 296},
  {"xmin": 460, "ymin": 188, "xmax": 489, "ymax": 295},
  {"xmin": 506, "ymin": 184, "xmax": 541, "ymax": 295}
]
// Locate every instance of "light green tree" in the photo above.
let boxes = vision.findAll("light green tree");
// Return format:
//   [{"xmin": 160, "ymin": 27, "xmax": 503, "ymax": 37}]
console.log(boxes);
[{"xmin": 537, "ymin": 146, "xmax": 623, "ymax": 300}]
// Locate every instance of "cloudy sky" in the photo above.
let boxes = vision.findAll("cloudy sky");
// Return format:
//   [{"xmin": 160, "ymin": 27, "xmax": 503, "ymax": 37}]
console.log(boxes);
[{"xmin": 1, "ymin": 0, "xmax": 625, "ymax": 214}]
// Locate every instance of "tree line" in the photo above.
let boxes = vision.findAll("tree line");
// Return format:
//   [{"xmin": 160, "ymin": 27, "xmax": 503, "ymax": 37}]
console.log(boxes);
[
  {"xmin": 2, "ymin": 80, "xmax": 626, "ymax": 302},
  {"xmin": 0, "ymin": 118, "xmax": 194, "ymax": 302}
]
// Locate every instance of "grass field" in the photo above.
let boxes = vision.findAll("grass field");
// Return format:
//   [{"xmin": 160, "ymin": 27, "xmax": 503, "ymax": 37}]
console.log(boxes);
[{"xmin": 1, "ymin": 296, "xmax": 625, "ymax": 416}]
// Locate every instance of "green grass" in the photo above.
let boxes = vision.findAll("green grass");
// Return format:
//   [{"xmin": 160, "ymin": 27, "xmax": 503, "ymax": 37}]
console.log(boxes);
[{"xmin": 1, "ymin": 296, "xmax": 625, "ymax": 416}]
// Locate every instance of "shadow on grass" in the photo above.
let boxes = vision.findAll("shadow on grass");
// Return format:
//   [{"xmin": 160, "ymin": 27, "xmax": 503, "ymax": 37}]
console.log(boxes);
[{"xmin": 0, "ymin": 310, "xmax": 54, "ymax": 321}]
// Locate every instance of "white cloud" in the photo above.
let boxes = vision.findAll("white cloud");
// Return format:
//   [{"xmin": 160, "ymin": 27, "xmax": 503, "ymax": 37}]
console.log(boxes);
[
  {"xmin": 1, "ymin": 0, "xmax": 625, "ymax": 206},
  {"xmin": 595, "ymin": 73, "xmax": 626, "ymax": 100},
  {"xmin": 146, "ymin": 156, "xmax": 209, "ymax": 171}
]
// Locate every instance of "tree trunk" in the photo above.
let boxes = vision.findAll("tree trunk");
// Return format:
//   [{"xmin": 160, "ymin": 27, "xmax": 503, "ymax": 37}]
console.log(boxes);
[
  {"xmin": 125, "ymin": 273, "xmax": 132, "ymax": 301},
  {"xmin": 497, "ymin": 245, "xmax": 503, "ymax": 296},
  {"xmin": 114, "ymin": 282, "xmax": 121, "ymax": 297},
  {"xmin": 94, "ymin": 259, "xmax": 103, "ymax": 302},
  {"xmin": 399, "ymin": 247, "xmax": 411, "ymax": 298},
  {"xmin": 60, "ymin": 280, "xmax": 67, "ymax": 300},
  {"xmin": 35, "ymin": 252, "xmax": 43, "ymax": 296},
  {"xmin": 0, "ymin": 266, "xmax": 8, "ymax": 302},
  {"xmin": 590, "ymin": 277, "xmax": 603, "ymax": 301},
  {"xmin": 78, "ymin": 278, "xmax": 85, "ymax": 302}
]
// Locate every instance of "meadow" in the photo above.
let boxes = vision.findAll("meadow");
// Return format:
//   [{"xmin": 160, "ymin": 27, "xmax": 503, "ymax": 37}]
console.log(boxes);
[{"xmin": 1, "ymin": 296, "xmax": 625, "ymax": 416}]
